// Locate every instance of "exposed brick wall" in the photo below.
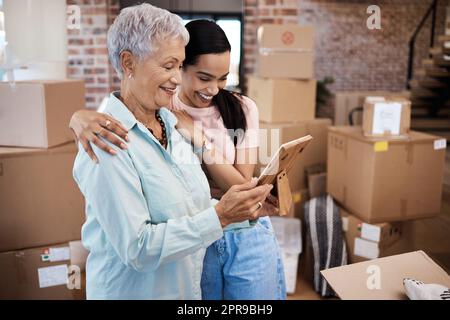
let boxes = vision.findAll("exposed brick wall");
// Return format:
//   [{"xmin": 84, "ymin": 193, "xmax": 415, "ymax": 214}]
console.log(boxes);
[
  {"xmin": 67, "ymin": 0, "xmax": 119, "ymax": 109},
  {"xmin": 68, "ymin": 0, "xmax": 449, "ymax": 108},
  {"xmin": 299, "ymin": 0, "xmax": 449, "ymax": 92},
  {"xmin": 243, "ymin": 0, "xmax": 449, "ymax": 94}
]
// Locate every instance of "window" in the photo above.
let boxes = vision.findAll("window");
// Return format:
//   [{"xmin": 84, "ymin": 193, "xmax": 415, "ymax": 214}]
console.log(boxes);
[{"xmin": 180, "ymin": 13, "xmax": 242, "ymax": 91}]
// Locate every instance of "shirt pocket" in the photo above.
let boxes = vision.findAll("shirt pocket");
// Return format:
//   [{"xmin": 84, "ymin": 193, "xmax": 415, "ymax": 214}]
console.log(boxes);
[{"xmin": 140, "ymin": 164, "xmax": 186, "ymax": 221}]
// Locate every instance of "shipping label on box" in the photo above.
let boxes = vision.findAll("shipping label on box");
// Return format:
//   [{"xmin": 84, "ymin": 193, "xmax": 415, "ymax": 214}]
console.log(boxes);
[
  {"xmin": 353, "ymin": 237, "xmax": 379, "ymax": 260},
  {"xmin": 372, "ymin": 102, "xmax": 403, "ymax": 135},
  {"xmin": 38, "ymin": 264, "xmax": 69, "ymax": 288}
]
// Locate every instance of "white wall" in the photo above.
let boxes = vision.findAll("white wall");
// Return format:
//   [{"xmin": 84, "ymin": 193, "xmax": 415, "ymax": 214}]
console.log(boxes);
[{"xmin": 3, "ymin": 0, "xmax": 67, "ymax": 80}]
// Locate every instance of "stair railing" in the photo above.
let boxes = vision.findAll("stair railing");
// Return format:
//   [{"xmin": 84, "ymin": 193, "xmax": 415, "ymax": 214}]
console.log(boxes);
[{"xmin": 406, "ymin": 0, "xmax": 438, "ymax": 89}]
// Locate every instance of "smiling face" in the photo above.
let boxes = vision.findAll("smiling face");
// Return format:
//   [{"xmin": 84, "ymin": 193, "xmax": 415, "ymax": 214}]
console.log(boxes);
[
  {"xmin": 127, "ymin": 38, "xmax": 185, "ymax": 110},
  {"xmin": 179, "ymin": 51, "xmax": 230, "ymax": 108}
]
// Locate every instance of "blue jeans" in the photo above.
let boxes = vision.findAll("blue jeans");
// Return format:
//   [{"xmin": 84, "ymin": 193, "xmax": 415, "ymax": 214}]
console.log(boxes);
[{"xmin": 201, "ymin": 217, "xmax": 287, "ymax": 300}]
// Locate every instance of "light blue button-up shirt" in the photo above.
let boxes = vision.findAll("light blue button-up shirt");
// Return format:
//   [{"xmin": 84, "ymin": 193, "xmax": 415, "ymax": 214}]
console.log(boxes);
[{"xmin": 73, "ymin": 92, "xmax": 224, "ymax": 300}]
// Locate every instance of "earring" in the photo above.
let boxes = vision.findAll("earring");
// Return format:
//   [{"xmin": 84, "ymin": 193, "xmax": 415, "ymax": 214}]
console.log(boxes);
[{"xmin": 128, "ymin": 73, "xmax": 133, "ymax": 79}]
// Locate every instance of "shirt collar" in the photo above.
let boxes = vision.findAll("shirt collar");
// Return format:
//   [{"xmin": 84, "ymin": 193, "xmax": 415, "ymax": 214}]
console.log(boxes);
[{"xmin": 104, "ymin": 92, "xmax": 178, "ymax": 131}]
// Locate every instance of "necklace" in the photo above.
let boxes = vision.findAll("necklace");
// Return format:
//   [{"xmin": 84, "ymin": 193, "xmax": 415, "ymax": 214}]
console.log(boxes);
[{"xmin": 146, "ymin": 110, "xmax": 167, "ymax": 148}]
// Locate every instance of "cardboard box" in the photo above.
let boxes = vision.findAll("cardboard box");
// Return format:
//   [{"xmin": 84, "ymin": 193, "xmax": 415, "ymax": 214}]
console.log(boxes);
[
  {"xmin": 288, "ymin": 189, "xmax": 310, "ymax": 219},
  {"xmin": 0, "ymin": 142, "xmax": 85, "ymax": 252},
  {"xmin": 0, "ymin": 80, "xmax": 85, "ymax": 148},
  {"xmin": 362, "ymin": 97, "xmax": 411, "ymax": 138},
  {"xmin": 327, "ymin": 126, "xmax": 446, "ymax": 223},
  {"xmin": 334, "ymin": 91, "xmax": 410, "ymax": 126},
  {"xmin": 321, "ymin": 251, "xmax": 450, "ymax": 300},
  {"xmin": 341, "ymin": 209, "xmax": 413, "ymax": 264},
  {"xmin": 305, "ymin": 164, "xmax": 327, "ymax": 199},
  {"xmin": 0, "ymin": 242, "xmax": 86, "ymax": 299},
  {"xmin": 270, "ymin": 217, "xmax": 302, "ymax": 294},
  {"xmin": 256, "ymin": 24, "xmax": 314, "ymax": 79},
  {"xmin": 308, "ymin": 172, "xmax": 327, "ymax": 198},
  {"xmin": 259, "ymin": 119, "xmax": 331, "ymax": 191},
  {"xmin": 248, "ymin": 76, "xmax": 316, "ymax": 123}
]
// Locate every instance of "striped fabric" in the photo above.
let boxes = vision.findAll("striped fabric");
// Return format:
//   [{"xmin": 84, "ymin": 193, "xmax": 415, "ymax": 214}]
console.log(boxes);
[{"xmin": 304, "ymin": 195, "xmax": 347, "ymax": 297}]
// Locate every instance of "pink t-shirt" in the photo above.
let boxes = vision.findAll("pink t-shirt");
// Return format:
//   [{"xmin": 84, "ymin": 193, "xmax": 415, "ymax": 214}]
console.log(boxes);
[
  {"xmin": 169, "ymin": 92, "xmax": 259, "ymax": 164},
  {"xmin": 169, "ymin": 92, "xmax": 259, "ymax": 199}
]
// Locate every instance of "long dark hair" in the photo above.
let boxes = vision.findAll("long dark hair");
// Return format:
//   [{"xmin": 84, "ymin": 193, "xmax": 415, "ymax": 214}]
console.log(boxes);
[{"xmin": 183, "ymin": 19, "xmax": 247, "ymax": 145}]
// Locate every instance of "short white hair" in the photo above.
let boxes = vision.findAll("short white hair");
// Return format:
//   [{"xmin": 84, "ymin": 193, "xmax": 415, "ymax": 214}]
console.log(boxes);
[{"xmin": 107, "ymin": 3, "xmax": 189, "ymax": 79}]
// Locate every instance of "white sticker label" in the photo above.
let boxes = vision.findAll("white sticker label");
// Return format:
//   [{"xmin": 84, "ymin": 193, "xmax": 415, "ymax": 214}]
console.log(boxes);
[
  {"xmin": 341, "ymin": 217, "xmax": 349, "ymax": 232},
  {"xmin": 354, "ymin": 238, "xmax": 380, "ymax": 260},
  {"xmin": 372, "ymin": 102, "xmax": 402, "ymax": 135},
  {"xmin": 49, "ymin": 247, "xmax": 71, "ymax": 262},
  {"xmin": 37, "ymin": 265, "xmax": 68, "ymax": 288},
  {"xmin": 434, "ymin": 139, "xmax": 447, "ymax": 150},
  {"xmin": 360, "ymin": 223, "xmax": 381, "ymax": 242}
]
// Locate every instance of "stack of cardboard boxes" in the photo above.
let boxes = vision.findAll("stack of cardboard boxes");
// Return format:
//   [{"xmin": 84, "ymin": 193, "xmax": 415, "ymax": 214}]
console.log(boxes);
[
  {"xmin": 327, "ymin": 96, "xmax": 447, "ymax": 264},
  {"xmin": 0, "ymin": 80, "xmax": 88, "ymax": 299},
  {"xmin": 247, "ymin": 24, "xmax": 332, "ymax": 293}
]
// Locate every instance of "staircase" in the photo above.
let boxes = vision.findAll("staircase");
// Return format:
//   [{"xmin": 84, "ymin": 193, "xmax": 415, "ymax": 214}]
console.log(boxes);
[{"xmin": 408, "ymin": 4, "xmax": 450, "ymax": 140}]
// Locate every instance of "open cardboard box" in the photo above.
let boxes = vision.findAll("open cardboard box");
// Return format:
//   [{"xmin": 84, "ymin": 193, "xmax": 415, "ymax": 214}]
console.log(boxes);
[{"xmin": 321, "ymin": 251, "xmax": 450, "ymax": 300}]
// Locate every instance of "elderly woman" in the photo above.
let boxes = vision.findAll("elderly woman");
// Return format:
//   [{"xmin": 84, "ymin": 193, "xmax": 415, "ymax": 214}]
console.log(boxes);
[{"xmin": 73, "ymin": 3, "xmax": 273, "ymax": 300}]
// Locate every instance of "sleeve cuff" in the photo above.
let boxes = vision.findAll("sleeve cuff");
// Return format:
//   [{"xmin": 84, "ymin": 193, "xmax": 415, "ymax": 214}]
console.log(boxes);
[{"xmin": 192, "ymin": 206, "xmax": 223, "ymax": 247}]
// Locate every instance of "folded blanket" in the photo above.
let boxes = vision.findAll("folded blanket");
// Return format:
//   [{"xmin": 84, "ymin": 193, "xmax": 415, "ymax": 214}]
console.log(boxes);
[{"xmin": 304, "ymin": 195, "xmax": 347, "ymax": 297}]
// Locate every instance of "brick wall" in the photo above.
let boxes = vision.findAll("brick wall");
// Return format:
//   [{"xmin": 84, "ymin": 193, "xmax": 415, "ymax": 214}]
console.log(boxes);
[
  {"xmin": 68, "ymin": 0, "xmax": 449, "ymax": 108},
  {"xmin": 243, "ymin": 0, "xmax": 449, "ymax": 93},
  {"xmin": 67, "ymin": 0, "xmax": 119, "ymax": 109}
]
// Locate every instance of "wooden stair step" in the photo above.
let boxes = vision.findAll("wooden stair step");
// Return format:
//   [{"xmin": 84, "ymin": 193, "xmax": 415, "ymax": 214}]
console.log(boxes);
[
  {"xmin": 411, "ymin": 107, "xmax": 450, "ymax": 117},
  {"xmin": 438, "ymin": 35, "xmax": 450, "ymax": 42},
  {"xmin": 434, "ymin": 57, "xmax": 450, "ymax": 67},
  {"xmin": 430, "ymin": 46, "xmax": 450, "ymax": 56},
  {"xmin": 429, "ymin": 46, "xmax": 443, "ymax": 55},
  {"xmin": 410, "ymin": 98, "xmax": 450, "ymax": 107},
  {"xmin": 410, "ymin": 87, "xmax": 440, "ymax": 98},
  {"xmin": 411, "ymin": 118, "xmax": 450, "ymax": 129},
  {"xmin": 422, "ymin": 59, "xmax": 434, "ymax": 67},
  {"xmin": 434, "ymin": 54, "xmax": 450, "ymax": 67},
  {"xmin": 425, "ymin": 67, "xmax": 450, "ymax": 78},
  {"xmin": 409, "ymin": 78, "xmax": 449, "ymax": 89},
  {"xmin": 415, "ymin": 69, "xmax": 427, "ymax": 77}
]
